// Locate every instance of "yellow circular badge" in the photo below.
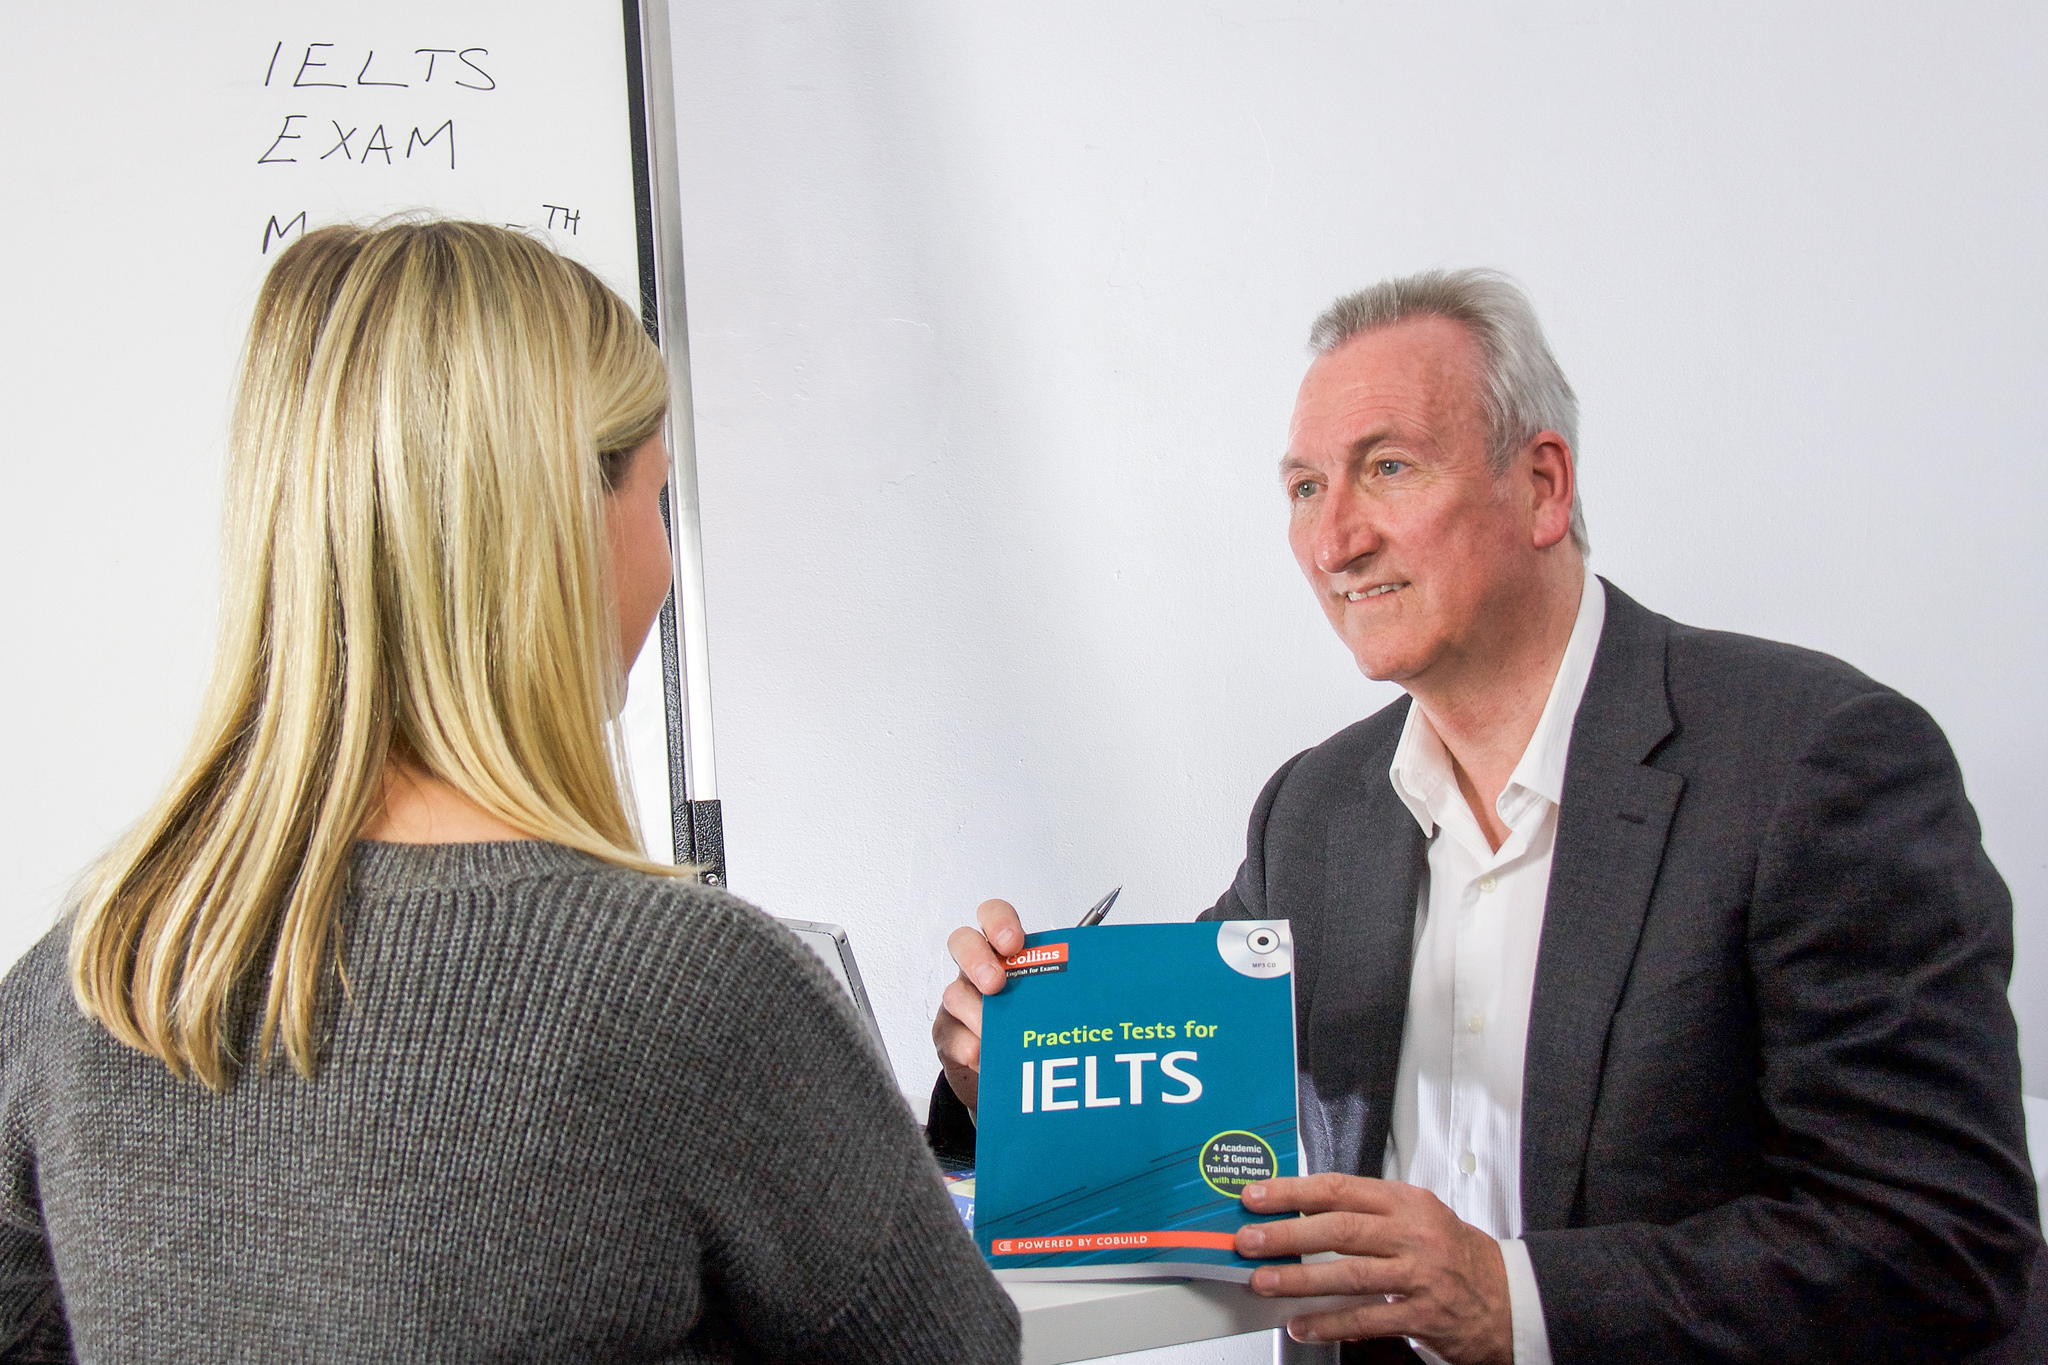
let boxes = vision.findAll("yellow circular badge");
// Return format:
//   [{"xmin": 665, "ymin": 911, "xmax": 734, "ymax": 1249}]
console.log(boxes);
[{"xmin": 1199, "ymin": 1130, "xmax": 1278, "ymax": 1198}]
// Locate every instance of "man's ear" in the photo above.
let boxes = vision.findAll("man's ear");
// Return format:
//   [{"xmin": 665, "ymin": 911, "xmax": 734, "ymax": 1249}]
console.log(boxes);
[{"xmin": 1522, "ymin": 433, "xmax": 1576, "ymax": 551}]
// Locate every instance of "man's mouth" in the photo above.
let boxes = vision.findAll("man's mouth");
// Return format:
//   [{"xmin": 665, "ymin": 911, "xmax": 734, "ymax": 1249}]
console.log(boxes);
[{"xmin": 1344, "ymin": 582, "xmax": 1407, "ymax": 602}]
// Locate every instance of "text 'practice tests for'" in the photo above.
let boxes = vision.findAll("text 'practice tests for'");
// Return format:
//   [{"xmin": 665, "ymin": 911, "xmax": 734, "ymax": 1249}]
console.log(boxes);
[{"xmin": 1016, "ymin": 1021, "xmax": 1224, "ymax": 1114}]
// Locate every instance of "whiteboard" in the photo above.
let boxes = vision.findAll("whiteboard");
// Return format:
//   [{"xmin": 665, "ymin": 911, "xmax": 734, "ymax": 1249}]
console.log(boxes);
[{"xmin": 0, "ymin": 2, "xmax": 706, "ymax": 969}]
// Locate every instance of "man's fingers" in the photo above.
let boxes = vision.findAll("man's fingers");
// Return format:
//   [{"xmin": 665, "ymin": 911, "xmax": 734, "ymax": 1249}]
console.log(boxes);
[
  {"xmin": 934, "ymin": 896, "xmax": 1022, "ymax": 1122},
  {"xmin": 1246, "ymin": 1254, "xmax": 1405, "ymax": 1300},
  {"xmin": 976, "ymin": 898, "xmax": 1027, "ymax": 957},
  {"xmin": 1285, "ymin": 1299, "xmax": 1414, "ymax": 1347},
  {"xmin": 933, "ymin": 995, "xmax": 983, "ymax": 1111},
  {"xmin": 939, "ymin": 975, "xmax": 986, "ymax": 1040},
  {"xmin": 1241, "ymin": 1192, "xmax": 1514, "ymax": 1360},
  {"xmin": 948, "ymin": 925, "xmax": 1010, "ymax": 995},
  {"xmin": 944, "ymin": 900, "xmax": 1026, "ymax": 998},
  {"xmin": 1237, "ymin": 1210, "xmax": 1395, "ymax": 1260},
  {"xmin": 1242, "ymin": 1173, "xmax": 1404, "ymax": 1216},
  {"xmin": 933, "ymin": 894, "xmax": 1026, "ymax": 1121}
]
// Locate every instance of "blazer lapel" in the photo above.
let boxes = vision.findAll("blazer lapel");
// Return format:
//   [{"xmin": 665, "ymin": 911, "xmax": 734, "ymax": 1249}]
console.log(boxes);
[
  {"xmin": 1520, "ymin": 582, "xmax": 1684, "ymax": 1233},
  {"xmin": 1300, "ymin": 712, "xmax": 1427, "ymax": 1179}
]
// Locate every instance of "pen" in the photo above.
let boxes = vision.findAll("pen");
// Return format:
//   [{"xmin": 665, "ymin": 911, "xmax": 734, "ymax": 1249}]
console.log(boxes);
[{"xmin": 1076, "ymin": 886, "xmax": 1122, "ymax": 928}]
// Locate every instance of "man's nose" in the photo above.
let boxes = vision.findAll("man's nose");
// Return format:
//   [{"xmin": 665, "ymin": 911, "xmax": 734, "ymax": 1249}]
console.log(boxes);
[{"xmin": 1312, "ymin": 484, "xmax": 1380, "ymax": 575}]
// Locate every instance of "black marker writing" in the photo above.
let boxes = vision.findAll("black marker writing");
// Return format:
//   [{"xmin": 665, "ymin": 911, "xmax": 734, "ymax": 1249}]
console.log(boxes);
[
  {"xmin": 257, "ymin": 115, "xmax": 306, "ymax": 164},
  {"xmin": 355, "ymin": 50, "xmax": 408, "ymax": 88},
  {"xmin": 542, "ymin": 205, "xmax": 580, "ymax": 234},
  {"xmin": 320, "ymin": 122, "xmax": 358, "ymax": 161},
  {"xmin": 258, "ymin": 44, "xmax": 480, "ymax": 174},
  {"xmin": 262, "ymin": 211, "xmax": 307, "ymax": 254},
  {"xmin": 292, "ymin": 43, "xmax": 346, "ymax": 89},
  {"xmin": 406, "ymin": 120, "xmax": 455, "ymax": 168},
  {"xmin": 455, "ymin": 48, "xmax": 495, "ymax": 91},
  {"xmin": 415, "ymin": 48, "xmax": 456, "ymax": 83}
]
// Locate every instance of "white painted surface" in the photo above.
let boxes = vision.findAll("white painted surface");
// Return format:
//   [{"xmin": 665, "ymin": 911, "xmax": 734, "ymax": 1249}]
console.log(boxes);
[
  {"xmin": 0, "ymin": 2, "xmax": 678, "ymax": 968},
  {"xmin": 1006, "ymin": 1280, "xmax": 1346, "ymax": 1365}
]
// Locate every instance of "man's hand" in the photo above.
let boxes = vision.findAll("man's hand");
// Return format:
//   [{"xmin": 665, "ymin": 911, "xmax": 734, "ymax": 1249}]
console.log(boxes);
[
  {"xmin": 1235, "ymin": 1174, "xmax": 1513, "ymax": 1365},
  {"xmin": 930, "ymin": 899, "xmax": 1027, "ymax": 1113}
]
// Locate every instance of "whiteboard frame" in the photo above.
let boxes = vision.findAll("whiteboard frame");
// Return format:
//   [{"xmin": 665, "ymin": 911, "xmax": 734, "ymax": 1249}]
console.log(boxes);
[{"xmin": 624, "ymin": 0, "xmax": 724, "ymax": 880}]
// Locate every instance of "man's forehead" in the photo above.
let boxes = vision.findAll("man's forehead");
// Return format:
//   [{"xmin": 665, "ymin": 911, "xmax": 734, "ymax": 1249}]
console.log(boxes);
[{"xmin": 1288, "ymin": 316, "xmax": 1485, "ymax": 449}]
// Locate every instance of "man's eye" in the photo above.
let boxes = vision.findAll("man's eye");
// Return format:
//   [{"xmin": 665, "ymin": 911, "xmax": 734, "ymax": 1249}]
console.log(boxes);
[
  {"xmin": 1290, "ymin": 480, "xmax": 1318, "ymax": 499},
  {"xmin": 1374, "ymin": 459, "xmax": 1406, "ymax": 477}
]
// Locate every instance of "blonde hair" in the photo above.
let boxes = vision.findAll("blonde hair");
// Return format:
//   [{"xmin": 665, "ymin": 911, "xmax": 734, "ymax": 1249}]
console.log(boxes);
[{"xmin": 69, "ymin": 220, "xmax": 677, "ymax": 1088}]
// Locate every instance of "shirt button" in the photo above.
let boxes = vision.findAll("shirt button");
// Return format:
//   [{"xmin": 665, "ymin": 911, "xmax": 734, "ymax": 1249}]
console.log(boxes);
[
  {"xmin": 1466, "ymin": 1013, "xmax": 1485, "ymax": 1034},
  {"xmin": 1459, "ymin": 1151, "xmax": 1477, "ymax": 1175},
  {"xmin": 1478, "ymin": 875, "xmax": 1498, "ymax": 893}
]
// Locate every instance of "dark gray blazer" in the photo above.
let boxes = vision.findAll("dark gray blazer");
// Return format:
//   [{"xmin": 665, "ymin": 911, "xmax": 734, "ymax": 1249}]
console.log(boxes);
[{"xmin": 1197, "ymin": 580, "xmax": 2039, "ymax": 1361}]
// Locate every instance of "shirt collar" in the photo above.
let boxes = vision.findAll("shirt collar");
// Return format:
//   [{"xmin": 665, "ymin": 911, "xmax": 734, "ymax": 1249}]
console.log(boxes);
[{"xmin": 1388, "ymin": 573, "xmax": 1608, "ymax": 838}]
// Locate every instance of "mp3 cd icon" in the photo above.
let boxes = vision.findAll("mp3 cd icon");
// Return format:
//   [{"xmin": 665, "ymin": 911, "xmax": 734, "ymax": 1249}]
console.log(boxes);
[{"xmin": 1216, "ymin": 920, "xmax": 1293, "ymax": 978}]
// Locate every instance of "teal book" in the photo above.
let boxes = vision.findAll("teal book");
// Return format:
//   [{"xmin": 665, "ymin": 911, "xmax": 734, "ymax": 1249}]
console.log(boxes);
[{"xmin": 973, "ymin": 920, "xmax": 1301, "ymax": 1283}]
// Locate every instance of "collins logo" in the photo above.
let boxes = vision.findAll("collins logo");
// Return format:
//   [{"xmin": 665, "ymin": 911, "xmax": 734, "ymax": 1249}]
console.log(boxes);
[{"xmin": 1002, "ymin": 942, "xmax": 1070, "ymax": 977}]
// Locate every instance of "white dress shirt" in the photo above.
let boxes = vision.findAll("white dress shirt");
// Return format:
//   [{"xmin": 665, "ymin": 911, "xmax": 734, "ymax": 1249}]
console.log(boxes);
[{"xmin": 1379, "ymin": 573, "xmax": 1606, "ymax": 1365}]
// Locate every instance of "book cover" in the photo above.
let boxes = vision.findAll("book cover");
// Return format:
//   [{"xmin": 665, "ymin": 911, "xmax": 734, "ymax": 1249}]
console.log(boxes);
[
  {"xmin": 944, "ymin": 1170, "xmax": 976, "ymax": 1232},
  {"xmin": 973, "ymin": 920, "xmax": 1300, "ymax": 1283}
]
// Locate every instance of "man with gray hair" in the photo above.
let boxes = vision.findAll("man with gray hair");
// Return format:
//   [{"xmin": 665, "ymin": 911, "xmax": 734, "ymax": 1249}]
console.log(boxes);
[{"xmin": 931, "ymin": 269, "xmax": 2039, "ymax": 1362}]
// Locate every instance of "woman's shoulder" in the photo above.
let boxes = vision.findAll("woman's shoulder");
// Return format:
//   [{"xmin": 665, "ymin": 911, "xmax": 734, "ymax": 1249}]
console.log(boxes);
[
  {"xmin": 0, "ymin": 926, "xmax": 73, "ymax": 1012},
  {"xmin": 349, "ymin": 839, "xmax": 845, "ymax": 1030},
  {"xmin": 419, "ymin": 844, "xmax": 886, "ymax": 1102},
  {"xmin": 467, "ymin": 840, "xmax": 807, "ymax": 957},
  {"xmin": 351, "ymin": 838, "xmax": 740, "ymax": 925},
  {"xmin": 0, "ymin": 924, "xmax": 80, "ymax": 1064},
  {"xmin": 548, "ymin": 853, "xmax": 824, "ymax": 982},
  {"xmin": 563, "ymin": 860, "xmax": 856, "ymax": 1035}
]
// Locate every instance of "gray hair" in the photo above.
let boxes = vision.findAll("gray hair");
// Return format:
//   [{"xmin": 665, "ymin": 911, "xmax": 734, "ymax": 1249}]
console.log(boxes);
[{"xmin": 1309, "ymin": 268, "xmax": 1588, "ymax": 554}]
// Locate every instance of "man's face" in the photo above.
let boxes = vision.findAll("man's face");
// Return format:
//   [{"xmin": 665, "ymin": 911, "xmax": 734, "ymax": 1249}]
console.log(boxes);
[{"xmin": 1282, "ymin": 316, "xmax": 1542, "ymax": 687}]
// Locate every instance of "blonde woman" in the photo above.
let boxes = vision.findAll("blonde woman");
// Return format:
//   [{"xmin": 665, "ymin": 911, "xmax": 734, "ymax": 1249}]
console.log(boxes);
[{"xmin": 0, "ymin": 222, "xmax": 1018, "ymax": 1363}]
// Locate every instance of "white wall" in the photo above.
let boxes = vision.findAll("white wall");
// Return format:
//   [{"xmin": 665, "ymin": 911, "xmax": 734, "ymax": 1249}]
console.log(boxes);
[{"xmin": 667, "ymin": 0, "xmax": 2048, "ymax": 1131}]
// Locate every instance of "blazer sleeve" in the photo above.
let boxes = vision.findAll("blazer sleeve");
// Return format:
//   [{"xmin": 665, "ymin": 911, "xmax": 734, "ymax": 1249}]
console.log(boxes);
[
  {"xmin": 1525, "ymin": 689, "xmax": 2040, "ymax": 1361},
  {"xmin": 925, "ymin": 1073, "xmax": 977, "ymax": 1166}
]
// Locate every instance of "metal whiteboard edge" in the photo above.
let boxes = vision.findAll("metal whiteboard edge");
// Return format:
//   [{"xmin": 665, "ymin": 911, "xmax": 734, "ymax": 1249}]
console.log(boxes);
[
  {"xmin": 620, "ymin": 0, "xmax": 692, "ymax": 865},
  {"xmin": 636, "ymin": 0, "xmax": 719, "ymax": 809}
]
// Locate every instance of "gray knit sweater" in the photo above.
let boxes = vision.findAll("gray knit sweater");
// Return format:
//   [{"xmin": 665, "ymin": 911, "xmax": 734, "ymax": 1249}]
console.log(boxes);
[{"xmin": 0, "ymin": 841, "xmax": 1019, "ymax": 1363}]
